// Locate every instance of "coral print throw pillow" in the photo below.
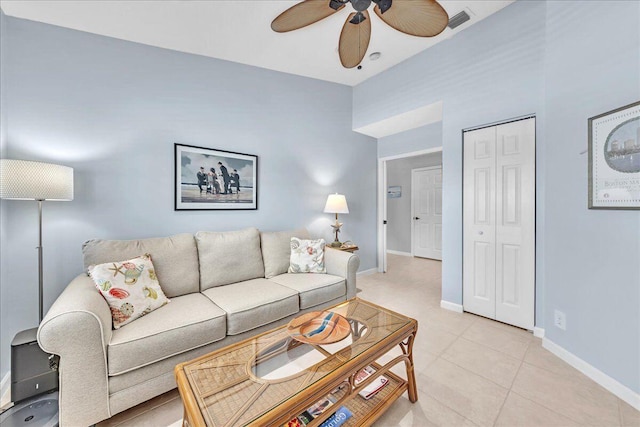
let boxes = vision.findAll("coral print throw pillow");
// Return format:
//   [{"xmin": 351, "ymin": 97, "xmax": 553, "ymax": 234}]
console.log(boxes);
[
  {"xmin": 89, "ymin": 253, "xmax": 170, "ymax": 329},
  {"xmin": 289, "ymin": 237, "xmax": 326, "ymax": 274}
]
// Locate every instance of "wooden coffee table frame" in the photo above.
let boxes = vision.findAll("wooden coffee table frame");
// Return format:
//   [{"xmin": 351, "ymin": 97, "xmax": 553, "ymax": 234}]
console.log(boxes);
[{"xmin": 175, "ymin": 298, "xmax": 418, "ymax": 427}]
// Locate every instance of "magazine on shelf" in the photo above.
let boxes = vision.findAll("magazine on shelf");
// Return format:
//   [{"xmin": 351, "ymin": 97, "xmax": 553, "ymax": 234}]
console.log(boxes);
[
  {"xmin": 319, "ymin": 406, "xmax": 353, "ymax": 427},
  {"xmin": 283, "ymin": 389, "xmax": 344, "ymax": 427},
  {"xmin": 297, "ymin": 411, "xmax": 314, "ymax": 425},
  {"xmin": 354, "ymin": 365, "xmax": 376, "ymax": 386},
  {"xmin": 307, "ymin": 394, "xmax": 338, "ymax": 418},
  {"xmin": 353, "ymin": 365, "xmax": 389, "ymax": 399},
  {"xmin": 358, "ymin": 375, "xmax": 389, "ymax": 400},
  {"xmin": 283, "ymin": 410, "xmax": 314, "ymax": 427},
  {"xmin": 283, "ymin": 417, "xmax": 304, "ymax": 427}
]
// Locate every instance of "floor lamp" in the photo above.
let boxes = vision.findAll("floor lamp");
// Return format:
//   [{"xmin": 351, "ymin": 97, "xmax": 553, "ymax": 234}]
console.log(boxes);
[
  {"xmin": 0, "ymin": 159, "xmax": 74, "ymax": 323},
  {"xmin": 0, "ymin": 160, "xmax": 72, "ymax": 421}
]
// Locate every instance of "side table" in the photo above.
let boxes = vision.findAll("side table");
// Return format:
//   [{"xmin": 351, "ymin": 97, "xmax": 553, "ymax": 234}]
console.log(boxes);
[{"xmin": 327, "ymin": 244, "xmax": 358, "ymax": 253}]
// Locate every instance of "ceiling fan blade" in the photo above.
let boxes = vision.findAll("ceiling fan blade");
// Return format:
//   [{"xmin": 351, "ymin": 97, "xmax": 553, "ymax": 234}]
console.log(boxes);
[
  {"xmin": 272, "ymin": 0, "xmax": 345, "ymax": 33},
  {"xmin": 339, "ymin": 10, "xmax": 371, "ymax": 69},
  {"xmin": 374, "ymin": 0, "xmax": 448, "ymax": 37}
]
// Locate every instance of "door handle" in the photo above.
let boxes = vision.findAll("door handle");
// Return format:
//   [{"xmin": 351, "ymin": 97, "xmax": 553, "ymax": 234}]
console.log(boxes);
[
  {"xmin": 478, "ymin": 231, "xmax": 484, "ymax": 235},
  {"xmin": 414, "ymin": 217, "xmax": 420, "ymax": 220}
]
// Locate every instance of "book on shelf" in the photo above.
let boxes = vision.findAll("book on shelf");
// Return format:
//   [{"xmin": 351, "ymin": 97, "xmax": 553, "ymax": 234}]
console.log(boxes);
[{"xmin": 319, "ymin": 406, "xmax": 353, "ymax": 427}]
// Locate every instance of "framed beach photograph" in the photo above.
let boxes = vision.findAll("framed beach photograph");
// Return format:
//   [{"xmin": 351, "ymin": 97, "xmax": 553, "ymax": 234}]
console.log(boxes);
[
  {"xmin": 588, "ymin": 101, "xmax": 640, "ymax": 209},
  {"xmin": 175, "ymin": 143, "xmax": 258, "ymax": 210}
]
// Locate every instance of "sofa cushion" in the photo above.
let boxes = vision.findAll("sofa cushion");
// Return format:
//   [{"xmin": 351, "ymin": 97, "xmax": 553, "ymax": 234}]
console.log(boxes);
[
  {"xmin": 260, "ymin": 229, "xmax": 310, "ymax": 279},
  {"xmin": 269, "ymin": 273, "xmax": 346, "ymax": 309},
  {"xmin": 83, "ymin": 234, "xmax": 199, "ymax": 298},
  {"xmin": 108, "ymin": 293, "xmax": 226, "ymax": 375},
  {"xmin": 196, "ymin": 228, "xmax": 265, "ymax": 290},
  {"xmin": 202, "ymin": 279, "xmax": 299, "ymax": 335}
]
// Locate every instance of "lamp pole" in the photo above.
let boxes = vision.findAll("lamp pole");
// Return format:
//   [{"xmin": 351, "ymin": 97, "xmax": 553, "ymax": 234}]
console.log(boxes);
[{"xmin": 38, "ymin": 199, "xmax": 44, "ymax": 323}]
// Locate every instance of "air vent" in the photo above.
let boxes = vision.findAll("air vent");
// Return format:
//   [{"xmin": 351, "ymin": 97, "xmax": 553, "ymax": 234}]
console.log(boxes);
[{"xmin": 447, "ymin": 11, "xmax": 471, "ymax": 29}]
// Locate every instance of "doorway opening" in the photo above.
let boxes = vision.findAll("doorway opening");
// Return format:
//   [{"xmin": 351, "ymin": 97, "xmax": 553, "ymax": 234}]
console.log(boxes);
[{"xmin": 377, "ymin": 147, "xmax": 443, "ymax": 272}]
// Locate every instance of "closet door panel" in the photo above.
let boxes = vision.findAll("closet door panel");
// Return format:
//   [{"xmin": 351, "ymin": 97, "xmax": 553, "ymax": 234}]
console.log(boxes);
[
  {"xmin": 495, "ymin": 118, "xmax": 535, "ymax": 329},
  {"xmin": 463, "ymin": 127, "xmax": 497, "ymax": 319}
]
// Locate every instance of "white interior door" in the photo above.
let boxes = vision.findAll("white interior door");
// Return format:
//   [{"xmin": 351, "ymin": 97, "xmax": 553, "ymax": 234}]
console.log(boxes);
[
  {"xmin": 463, "ymin": 118, "xmax": 535, "ymax": 330},
  {"xmin": 495, "ymin": 119, "xmax": 535, "ymax": 329},
  {"xmin": 463, "ymin": 127, "xmax": 497, "ymax": 319},
  {"xmin": 412, "ymin": 167, "xmax": 442, "ymax": 260}
]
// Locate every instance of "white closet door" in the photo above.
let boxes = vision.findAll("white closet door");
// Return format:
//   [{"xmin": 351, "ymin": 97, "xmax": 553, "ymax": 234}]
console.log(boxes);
[
  {"xmin": 495, "ymin": 119, "xmax": 535, "ymax": 329},
  {"xmin": 412, "ymin": 167, "xmax": 442, "ymax": 260},
  {"xmin": 463, "ymin": 118, "xmax": 535, "ymax": 330},
  {"xmin": 463, "ymin": 126, "xmax": 497, "ymax": 319}
]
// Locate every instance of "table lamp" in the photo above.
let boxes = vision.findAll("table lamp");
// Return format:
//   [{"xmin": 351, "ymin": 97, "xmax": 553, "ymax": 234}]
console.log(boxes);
[
  {"xmin": 324, "ymin": 193, "xmax": 349, "ymax": 248},
  {"xmin": 0, "ymin": 159, "xmax": 74, "ymax": 323}
]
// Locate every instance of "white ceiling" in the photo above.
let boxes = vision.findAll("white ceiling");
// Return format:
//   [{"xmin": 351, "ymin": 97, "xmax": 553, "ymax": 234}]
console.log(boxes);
[{"xmin": 0, "ymin": 0, "xmax": 512, "ymax": 86}]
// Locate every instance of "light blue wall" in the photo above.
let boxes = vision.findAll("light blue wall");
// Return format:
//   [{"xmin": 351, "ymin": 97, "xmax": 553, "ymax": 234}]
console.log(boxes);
[
  {"xmin": 378, "ymin": 121, "xmax": 442, "ymax": 158},
  {"xmin": 359, "ymin": 0, "xmax": 639, "ymax": 394},
  {"xmin": 0, "ymin": 16, "xmax": 377, "ymax": 380},
  {"xmin": 542, "ymin": 0, "xmax": 640, "ymax": 394},
  {"xmin": 361, "ymin": 0, "xmax": 546, "ymax": 317},
  {"xmin": 379, "ymin": 122, "xmax": 444, "ymax": 253}
]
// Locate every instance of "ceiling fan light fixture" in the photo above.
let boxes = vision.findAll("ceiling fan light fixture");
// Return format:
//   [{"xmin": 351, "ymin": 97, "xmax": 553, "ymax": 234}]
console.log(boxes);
[
  {"xmin": 349, "ymin": 11, "xmax": 367, "ymax": 24},
  {"xmin": 350, "ymin": 0, "xmax": 372, "ymax": 12},
  {"xmin": 373, "ymin": 0, "xmax": 392, "ymax": 14}
]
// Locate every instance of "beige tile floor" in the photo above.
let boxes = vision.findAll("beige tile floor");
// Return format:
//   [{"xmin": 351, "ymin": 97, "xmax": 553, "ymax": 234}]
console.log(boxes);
[{"xmin": 98, "ymin": 255, "xmax": 640, "ymax": 427}]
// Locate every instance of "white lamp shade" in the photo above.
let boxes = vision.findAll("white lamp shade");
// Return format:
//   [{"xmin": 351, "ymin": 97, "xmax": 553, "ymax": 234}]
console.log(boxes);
[
  {"xmin": 0, "ymin": 159, "xmax": 74, "ymax": 201},
  {"xmin": 324, "ymin": 193, "xmax": 349, "ymax": 214}
]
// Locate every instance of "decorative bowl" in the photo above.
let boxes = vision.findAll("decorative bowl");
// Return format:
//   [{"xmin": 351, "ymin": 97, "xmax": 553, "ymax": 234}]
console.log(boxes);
[{"xmin": 286, "ymin": 310, "xmax": 351, "ymax": 345}]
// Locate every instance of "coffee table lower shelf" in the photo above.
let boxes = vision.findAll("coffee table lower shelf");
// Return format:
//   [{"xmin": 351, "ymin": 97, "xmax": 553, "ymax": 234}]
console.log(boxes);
[{"xmin": 341, "ymin": 370, "xmax": 407, "ymax": 427}]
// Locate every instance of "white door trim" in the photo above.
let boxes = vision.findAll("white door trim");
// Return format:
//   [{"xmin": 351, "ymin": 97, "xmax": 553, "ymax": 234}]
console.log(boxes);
[
  {"xmin": 411, "ymin": 165, "xmax": 442, "ymax": 258},
  {"xmin": 378, "ymin": 147, "xmax": 443, "ymax": 272}
]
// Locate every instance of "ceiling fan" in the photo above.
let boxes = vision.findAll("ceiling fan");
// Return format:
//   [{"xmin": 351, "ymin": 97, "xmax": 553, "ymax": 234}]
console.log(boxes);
[{"xmin": 271, "ymin": 0, "xmax": 449, "ymax": 69}]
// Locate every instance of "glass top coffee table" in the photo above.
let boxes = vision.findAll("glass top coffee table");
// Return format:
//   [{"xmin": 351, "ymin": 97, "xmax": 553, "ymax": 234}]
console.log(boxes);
[{"xmin": 175, "ymin": 298, "xmax": 418, "ymax": 427}]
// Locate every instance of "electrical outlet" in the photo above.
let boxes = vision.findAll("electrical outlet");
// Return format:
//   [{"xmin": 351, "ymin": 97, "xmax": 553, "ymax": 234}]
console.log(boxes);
[{"xmin": 554, "ymin": 310, "xmax": 566, "ymax": 330}]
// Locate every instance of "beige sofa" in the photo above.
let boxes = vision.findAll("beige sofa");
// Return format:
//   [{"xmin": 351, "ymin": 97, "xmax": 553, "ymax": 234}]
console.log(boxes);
[{"xmin": 37, "ymin": 227, "xmax": 360, "ymax": 426}]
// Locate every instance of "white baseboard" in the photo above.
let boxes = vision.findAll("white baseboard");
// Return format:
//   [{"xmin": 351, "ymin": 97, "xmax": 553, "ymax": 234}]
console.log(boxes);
[
  {"xmin": 543, "ymin": 338, "xmax": 640, "ymax": 411},
  {"xmin": 0, "ymin": 371, "xmax": 10, "ymax": 408},
  {"xmin": 386, "ymin": 250, "xmax": 412, "ymax": 257},
  {"xmin": 440, "ymin": 300, "xmax": 464, "ymax": 313},
  {"xmin": 533, "ymin": 327, "xmax": 545, "ymax": 338},
  {"xmin": 357, "ymin": 268, "xmax": 377, "ymax": 277}
]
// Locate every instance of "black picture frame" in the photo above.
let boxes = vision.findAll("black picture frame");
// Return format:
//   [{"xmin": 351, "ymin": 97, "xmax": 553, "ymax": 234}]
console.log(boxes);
[{"xmin": 174, "ymin": 143, "xmax": 258, "ymax": 210}]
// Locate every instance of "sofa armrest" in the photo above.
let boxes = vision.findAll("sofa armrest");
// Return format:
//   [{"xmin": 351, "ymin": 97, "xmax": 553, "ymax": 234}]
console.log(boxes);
[
  {"xmin": 37, "ymin": 274, "xmax": 113, "ymax": 426},
  {"xmin": 324, "ymin": 249, "xmax": 360, "ymax": 299}
]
